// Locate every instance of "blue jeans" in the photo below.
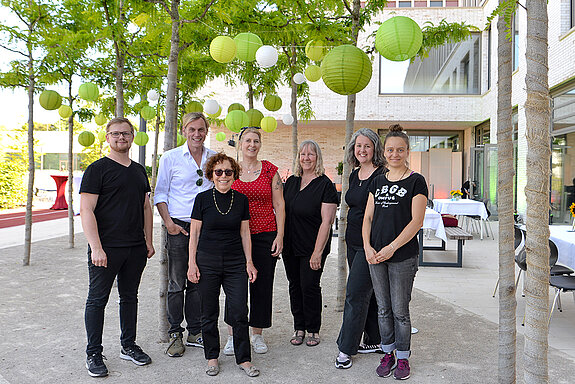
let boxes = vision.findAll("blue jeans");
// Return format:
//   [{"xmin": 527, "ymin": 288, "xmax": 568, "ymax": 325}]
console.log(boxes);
[
  {"xmin": 85, "ymin": 244, "xmax": 147, "ymax": 355},
  {"xmin": 369, "ymin": 256, "xmax": 418, "ymax": 359},
  {"xmin": 336, "ymin": 244, "xmax": 380, "ymax": 355},
  {"xmin": 166, "ymin": 218, "xmax": 201, "ymax": 335}
]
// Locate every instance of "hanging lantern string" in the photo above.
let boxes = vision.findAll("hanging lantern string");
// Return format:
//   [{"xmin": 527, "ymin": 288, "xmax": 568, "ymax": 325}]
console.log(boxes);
[{"xmin": 197, "ymin": 20, "xmax": 330, "ymax": 49}]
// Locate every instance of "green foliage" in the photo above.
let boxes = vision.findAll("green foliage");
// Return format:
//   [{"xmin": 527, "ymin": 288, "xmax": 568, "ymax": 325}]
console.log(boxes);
[
  {"xmin": 0, "ymin": 155, "xmax": 27, "ymax": 209},
  {"xmin": 417, "ymin": 20, "xmax": 480, "ymax": 59},
  {"xmin": 486, "ymin": 0, "xmax": 520, "ymax": 38}
]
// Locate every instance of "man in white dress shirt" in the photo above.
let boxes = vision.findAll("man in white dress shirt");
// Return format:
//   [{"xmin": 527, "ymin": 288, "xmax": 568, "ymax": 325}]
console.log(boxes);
[{"xmin": 155, "ymin": 112, "xmax": 216, "ymax": 357}]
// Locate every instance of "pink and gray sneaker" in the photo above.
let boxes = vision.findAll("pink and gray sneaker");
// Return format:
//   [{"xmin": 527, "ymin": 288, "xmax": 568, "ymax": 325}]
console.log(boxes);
[
  {"xmin": 376, "ymin": 352, "xmax": 396, "ymax": 377},
  {"xmin": 393, "ymin": 359, "xmax": 411, "ymax": 380}
]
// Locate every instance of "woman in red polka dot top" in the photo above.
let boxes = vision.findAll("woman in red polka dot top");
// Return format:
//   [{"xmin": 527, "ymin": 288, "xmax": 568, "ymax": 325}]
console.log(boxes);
[{"xmin": 224, "ymin": 127, "xmax": 285, "ymax": 355}]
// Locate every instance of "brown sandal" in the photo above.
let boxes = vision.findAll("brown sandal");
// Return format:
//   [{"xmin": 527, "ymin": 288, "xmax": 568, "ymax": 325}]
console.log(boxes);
[
  {"xmin": 290, "ymin": 330, "xmax": 305, "ymax": 346},
  {"xmin": 306, "ymin": 333, "xmax": 320, "ymax": 347}
]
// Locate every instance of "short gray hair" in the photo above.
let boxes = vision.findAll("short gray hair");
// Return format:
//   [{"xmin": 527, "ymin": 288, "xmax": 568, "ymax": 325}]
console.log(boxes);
[
  {"xmin": 345, "ymin": 128, "xmax": 386, "ymax": 168},
  {"xmin": 294, "ymin": 140, "xmax": 325, "ymax": 177}
]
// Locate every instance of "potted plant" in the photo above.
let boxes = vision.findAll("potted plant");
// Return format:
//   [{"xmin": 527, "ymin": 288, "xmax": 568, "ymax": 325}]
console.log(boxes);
[{"xmin": 335, "ymin": 161, "xmax": 343, "ymax": 192}]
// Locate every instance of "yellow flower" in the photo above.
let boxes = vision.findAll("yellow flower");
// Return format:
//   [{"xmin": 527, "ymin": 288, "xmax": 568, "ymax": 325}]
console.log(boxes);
[
  {"xmin": 570, "ymin": 202, "xmax": 575, "ymax": 217},
  {"xmin": 450, "ymin": 189, "xmax": 462, "ymax": 197}
]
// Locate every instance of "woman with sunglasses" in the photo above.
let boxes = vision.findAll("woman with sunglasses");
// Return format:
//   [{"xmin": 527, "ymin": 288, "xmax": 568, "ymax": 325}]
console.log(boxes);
[
  {"xmin": 221, "ymin": 127, "xmax": 285, "ymax": 355},
  {"xmin": 187, "ymin": 153, "xmax": 259, "ymax": 377},
  {"xmin": 283, "ymin": 140, "xmax": 338, "ymax": 347}
]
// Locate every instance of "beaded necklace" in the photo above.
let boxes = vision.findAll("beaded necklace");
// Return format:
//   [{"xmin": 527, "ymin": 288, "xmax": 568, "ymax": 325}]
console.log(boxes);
[{"xmin": 213, "ymin": 188, "xmax": 234, "ymax": 215}]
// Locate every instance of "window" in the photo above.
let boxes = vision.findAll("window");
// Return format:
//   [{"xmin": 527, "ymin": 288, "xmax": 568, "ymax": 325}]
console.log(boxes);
[
  {"xmin": 399, "ymin": 1, "xmax": 412, "ymax": 7},
  {"xmin": 379, "ymin": 33, "xmax": 481, "ymax": 94},
  {"xmin": 572, "ymin": 0, "xmax": 575, "ymax": 29},
  {"xmin": 487, "ymin": 26, "xmax": 492, "ymax": 90},
  {"xmin": 512, "ymin": 13, "xmax": 519, "ymax": 71},
  {"xmin": 430, "ymin": 1, "xmax": 443, "ymax": 6},
  {"xmin": 379, "ymin": 131, "xmax": 462, "ymax": 152}
]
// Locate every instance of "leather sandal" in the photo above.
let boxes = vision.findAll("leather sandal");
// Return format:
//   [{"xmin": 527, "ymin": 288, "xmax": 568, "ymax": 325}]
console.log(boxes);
[
  {"xmin": 239, "ymin": 363, "xmax": 260, "ymax": 377},
  {"xmin": 306, "ymin": 333, "xmax": 320, "ymax": 347},
  {"xmin": 290, "ymin": 330, "xmax": 305, "ymax": 346}
]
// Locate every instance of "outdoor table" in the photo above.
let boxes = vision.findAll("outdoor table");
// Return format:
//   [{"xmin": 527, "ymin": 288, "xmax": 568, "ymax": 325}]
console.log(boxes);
[
  {"xmin": 549, "ymin": 225, "xmax": 575, "ymax": 269},
  {"xmin": 50, "ymin": 175, "xmax": 68, "ymax": 210},
  {"xmin": 418, "ymin": 208, "xmax": 450, "ymax": 266},
  {"xmin": 433, "ymin": 198, "xmax": 489, "ymax": 239}
]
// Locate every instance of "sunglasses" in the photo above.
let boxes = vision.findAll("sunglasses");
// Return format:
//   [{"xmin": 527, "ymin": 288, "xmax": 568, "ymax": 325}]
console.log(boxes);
[
  {"xmin": 196, "ymin": 169, "xmax": 203, "ymax": 186},
  {"xmin": 214, "ymin": 169, "xmax": 233, "ymax": 177}
]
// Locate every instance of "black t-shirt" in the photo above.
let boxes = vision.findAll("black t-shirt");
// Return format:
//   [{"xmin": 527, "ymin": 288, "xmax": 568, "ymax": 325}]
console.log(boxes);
[
  {"xmin": 80, "ymin": 157, "xmax": 151, "ymax": 247},
  {"xmin": 345, "ymin": 167, "xmax": 385, "ymax": 247},
  {"xmin": 191, "ymin": 188, "xmax": 250, "ymax": 257},
  {"xmin": 368, "ymin": 172, "xmax": 428, "ymax": 262},
  {"xmin": 283, "ymin": 174, "xmax": 339, "ymax": 258}
]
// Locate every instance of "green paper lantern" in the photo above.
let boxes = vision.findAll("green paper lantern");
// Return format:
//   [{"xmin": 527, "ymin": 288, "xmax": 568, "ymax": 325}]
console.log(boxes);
[
  {"xmin": 228, "ymin": 103, "xmax": 245, "ymax": 113},
  {"xmin": 246, "ymin": 109, "xmax": 263, "ymax": 127},
  {"xmin": 320, "ymin": 45, "xmax": 372, "ymax": 96},
  {"xmin": 186, "ymin": 101, "xmax": 204, "ymax": 113},
  {"xmin": 207, "ymin": 106, "xmax": 222, "ymax": 118},
  {"xmin": 305, "ymin": 40, "xmax": 327, "ymax": 62},
  {"xmin": 177, "ymin": 134, "xmax": 186, "ymax": 147},
  {"xmin": 260, "ymin": 116, "xmax": 277, "ymax": 133},
  {"xmin": 39, "ymin": 90, "xmax": 62, "ymax": 110},
  {"xmin": 305, "ymin": 65, "xmax": 322, "ymax": 82},
  {"xmin": 95, "ymin": 114, "xmax": 107, "ymax": 126},
  {"xmin": 78, "ymin": 131, "xmax": 95, "ymax": 147},
  {"xmin": 140, "ymin": 105, "xmax": 156, "ymax": 120},
  {"xmin": 210, "ymin": 36, "xmax": 237, "ymax": 63},
  {"xmin": 98, "ymin": 131, "xmax": 106, "ymax": 142},
  {"xmin": 263, "ymin": 95, "xmax": 282, "ymax": 112},
  {"xmin": 234, "ymin": 32, "xmax": 263, "ymax": 62},
  {"xmin": 134, "ymin": 131, "xmax": 149, "ymax": 146},
  {"xmin": 58, "ymin": 105, "xmax": 73, "ymax": 119},
  {"xmin": 78, "ymin": 82, "xmax": 99, "ymax": 101},
  {"xmin": 225, "ymin": 110, "xmax": 249, "ymax": 133},
  {"xmin": 216, "ymin": 132, "xmax": 226, "ymax": 141},
  {"xmin": 375, "ymin": 16, "xmax": 422, "ymax": 62}
]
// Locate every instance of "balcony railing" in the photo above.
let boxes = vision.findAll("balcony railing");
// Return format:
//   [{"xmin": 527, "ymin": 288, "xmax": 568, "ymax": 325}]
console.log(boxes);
[{"xmin": 384, "ymin": 0, "xmax": 482, "ymax": 7}]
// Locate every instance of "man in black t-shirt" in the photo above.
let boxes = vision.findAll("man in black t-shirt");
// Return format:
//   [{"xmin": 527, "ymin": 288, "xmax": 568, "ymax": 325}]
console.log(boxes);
[{"xmin": 80, "ymin": 117, "xmax": 155, "ymax": 378}]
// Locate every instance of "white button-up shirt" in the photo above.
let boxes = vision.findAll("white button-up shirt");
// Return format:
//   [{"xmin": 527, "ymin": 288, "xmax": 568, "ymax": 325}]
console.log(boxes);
[{"xmin": 154, "ymin": 144, "xmax": 216, "ymax": 222}]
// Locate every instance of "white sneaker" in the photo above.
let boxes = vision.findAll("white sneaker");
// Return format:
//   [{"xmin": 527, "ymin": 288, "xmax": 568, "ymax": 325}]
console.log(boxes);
[
  {"xmin": 223, "ymin": 336, "xmax": 234, "ymax": 356},
  {"xmin": 251, "ymin": 334, "xmax": 268, "ymax": 354}
]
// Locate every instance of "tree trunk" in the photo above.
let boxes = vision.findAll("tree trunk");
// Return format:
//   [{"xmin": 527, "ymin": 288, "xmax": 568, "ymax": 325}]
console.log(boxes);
[
  {"xmin": 115, "ymin": 53, "xmax": 125, "ymax": 117},
  {"xmin": 290, "ymin": 74, "xmax": 298, "ymax": 173},
  {"xmin": 151, "ymin": 114, "xmax": 161, "ymax": 206},
  {"xmin": 158, "ymin": 0, "xmax": 181, "ymax": 342},
  {"xmin": 336, "ymin": 0, "xmax": 361, "ymax": 310},
  {"xmin": 23, "ymin": 46, "xmax": 35, "ymax": 266},
  {"xmin": 524, "ymin": 1, "xmax": 550, "ymax": 382},
  {"xmin": 67, "ymin": 102, "xmax": 74, "ymax": 249},
  {"xmin": 248, "ymin": 83, "xmax": 254, "ymax": 110},
  {"xmin": 496, "ymin": 8, "xmax": 516, "ymax": 383}
]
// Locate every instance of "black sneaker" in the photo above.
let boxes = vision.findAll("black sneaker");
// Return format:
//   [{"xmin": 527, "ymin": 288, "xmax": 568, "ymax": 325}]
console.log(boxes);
[
  {"xmin": 358, "ymin": 343, "xmax": 383, "ymax": 354},
  {"xmin": 334, "ymin": 355, "xmax": 352, "ymax": 369},
  {"xmin": 120, "ymin": 345, "xmax": 152, "ymax": 366},
  {"xmin": 86, "ymin": 353, "xmax": 108, "ymax": 377}
]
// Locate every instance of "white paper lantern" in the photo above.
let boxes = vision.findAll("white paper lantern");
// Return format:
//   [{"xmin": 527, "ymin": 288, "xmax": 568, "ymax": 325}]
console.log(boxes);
[
  {"xmin": 293, "ymin": 72, "xmax": 306, "ymax": 84},
  {"xmin": 204, "ymin": 99, "xmax": 219, "ymax": 115},
  {"xmin": 147, "ymin": 89, "xmax": 159, "ymax": 102},
  {"xmin": 282, "ymin": 114, "xmax": 294, "ymax": 125},
  {"xmin": 255, "ymin": 45, "xmax": 278, "ymax": 68}
]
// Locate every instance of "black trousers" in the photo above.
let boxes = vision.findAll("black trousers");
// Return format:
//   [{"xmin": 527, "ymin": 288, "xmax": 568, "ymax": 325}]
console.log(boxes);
[
  {"xmin": 336, "ymin": 244, "xmax": 381, "ymax": 355},
  {"xmin": 85, "ymin": 244, "xmax": 147, "ymax": 355},
  {"xmin": 166, "ymin": 218, "xmax": 202, "ymax": 335},
  {"xmin": 197, "ymin": 251, "xmax": 250, "ymax": 365},
  {"xmin": 282, "ymin": 253, "xmax": 326, "ymax": 333},
  {"xmin": 249, "ymin": 231, "xmax": 278, "ymax": 328}
]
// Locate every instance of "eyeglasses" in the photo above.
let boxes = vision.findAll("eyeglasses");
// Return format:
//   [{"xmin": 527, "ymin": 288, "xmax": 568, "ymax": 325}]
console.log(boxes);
[
  {"xmin": 196, "ymin": 169, "xmax": 203, "ymax": 186},
  {"xmin": 214, "ymin": 169, "xmax": 233, "ymax": 177},
  {"xmin": 107, "ymin": 131, "xmax": 133, "ymax": 138}
]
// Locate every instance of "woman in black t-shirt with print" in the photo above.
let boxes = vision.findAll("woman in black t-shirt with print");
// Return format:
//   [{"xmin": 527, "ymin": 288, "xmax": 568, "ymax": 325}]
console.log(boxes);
[
  {"xmin": 335, "ymin": 128, "xmax": 385, "ymax": 369},
  {"xmin": 362, "ymin": 125, "xmax": 428, "ymax": 381},
  {"xmin": 187, "ymin": 153, "xmax": 259, "ymax": 378},
  {"xmin": 283, "ymin": 140, "xmax": 339, "ymax": 348}
]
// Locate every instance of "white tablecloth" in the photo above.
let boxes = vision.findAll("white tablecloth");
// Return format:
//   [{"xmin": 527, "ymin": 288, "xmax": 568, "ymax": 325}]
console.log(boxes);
[
  {"xmin": 550, "ymin": 225, "xmax": 575, "ymax": 269},
  {"xmin": 423, "ymin": 208, "xmax": 447, "ymax": 242},
  {"xmin": 433, "ymin": 199, "xmax": 488, "ymax": 220}
]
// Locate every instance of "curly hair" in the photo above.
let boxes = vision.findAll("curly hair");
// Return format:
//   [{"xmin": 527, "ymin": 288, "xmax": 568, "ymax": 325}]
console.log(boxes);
[
  {"xmin": 205, "ymin": 152, "xmax": 241, "ymax": 181},
  {"xmin": 345, "ymin": 128, "xmax": 386, "ymax": 168}
]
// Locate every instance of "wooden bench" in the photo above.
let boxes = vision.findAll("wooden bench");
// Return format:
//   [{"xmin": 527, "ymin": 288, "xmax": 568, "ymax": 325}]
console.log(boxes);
[{"xmin": 418, "ymin": 227, "xmax": 473, "ymax": 268}]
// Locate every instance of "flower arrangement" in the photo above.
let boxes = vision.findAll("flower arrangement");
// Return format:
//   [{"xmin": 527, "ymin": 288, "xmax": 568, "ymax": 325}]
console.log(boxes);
[
  {"xmin": 570, "ymin": 202, "xmax": 575, "ymax": 217},
  {"xmin": 450, "ymin": 189, "xmax": 463, "ymax": 198}
]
